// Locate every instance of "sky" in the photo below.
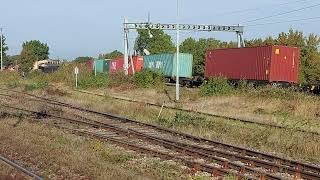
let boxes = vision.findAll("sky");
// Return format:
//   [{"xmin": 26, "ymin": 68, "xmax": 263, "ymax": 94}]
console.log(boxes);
[{"xmin": 1, "ymin": 0, "xmax": 320, "ymax": 60}]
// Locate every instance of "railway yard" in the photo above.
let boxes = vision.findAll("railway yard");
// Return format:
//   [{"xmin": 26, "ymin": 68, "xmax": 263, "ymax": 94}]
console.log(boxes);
[
  {"xmin": 2, "ymin": 2, "xmax": 320, "ymax": 179},
  {"xmin": 1, "ymin": 84, "xmax": 320, "ymax": 179}
]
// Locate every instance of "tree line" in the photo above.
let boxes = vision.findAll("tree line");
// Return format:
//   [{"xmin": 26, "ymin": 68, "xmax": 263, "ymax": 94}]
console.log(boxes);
[
  {"xmin": 134, "ymin": 29, "xmax": 320, "ymax": 84},
  {"xmin": 1, "ymin": 29, "xmax": 319, "ymax": 84}
]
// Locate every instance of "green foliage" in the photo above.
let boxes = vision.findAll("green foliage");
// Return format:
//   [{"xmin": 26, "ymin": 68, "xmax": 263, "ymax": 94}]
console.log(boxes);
[
  {"xmin": 99, "ymin": 50, "xmax": 123, "ymax": 59},
  {"xmin": 133, "ymin": 69, "xmax": 164, "ymax": 88},
  {"xmin": 180, "ymin": 38, "xmax": 236, "ymax": 76},
  {"xmin": 249, "ymin": 86, "xmax": 306, "ymax": 100},
  {"xmin": 158, "ymin": 112, "xmax": 207, "ymax": 128},
  {"xmin": 135, "ymin": 29, "xmax": 175, "ymax": 55},
  {"xmin": 74, "ymin": 56, "xmax": 92, "ymax": 63},
  {"xmin": 7, "ymin": 55, "xmax": 20, "ymax": 67},
  {"xmin": 1, "ymin": 34, "xmax": 10, "ymax": 67},
  {"xmin": 0, "ymin": 72, "xmax": 22, "ymax": 87},
  {"xmin": 200, "ymin": 77, "xmax": 233, "ymax": 96},
  {"xmin": 25, "ymin": 81, "xmax": 49, "ymax": 91},
  {"xmin": 108, "ymin": 71, "xmax": 133, "ymax": 87},
  {"xmin": 19, "ymin": 40, "xmax": 49, "ymax": 72},
  {"xmin": 78, "ymin": 73, "xmax": 108, "ymax": 89}
]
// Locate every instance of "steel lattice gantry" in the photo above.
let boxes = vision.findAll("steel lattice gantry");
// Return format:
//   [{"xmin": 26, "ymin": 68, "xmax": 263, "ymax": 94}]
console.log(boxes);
[{"xmin": 123, "ymin": 21, "xmax": 245, "ymax": 75}]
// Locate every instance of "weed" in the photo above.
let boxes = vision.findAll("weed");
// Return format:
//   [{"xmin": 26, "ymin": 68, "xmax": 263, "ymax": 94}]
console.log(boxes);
[
  {"xmin": 158, "ymin": 112, "xmax": 207, "ymax": 128},
  {"xmin": 133, "ymin": 69, "xmax": 165, "ymax": 89},
  {"xmin": 199, "ymin": 77, "xmax": 233, "ymax": 96},
  {"xmin": 25, "ymin": 81, "xmax": 49, "ymax": 91},
  {"xmin": 78, "ymin": 73, "xmax": 108, "ymax": 89}
]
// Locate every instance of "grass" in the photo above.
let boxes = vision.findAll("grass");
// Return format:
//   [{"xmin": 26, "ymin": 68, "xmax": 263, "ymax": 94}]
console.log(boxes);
[
  {"xmin": 0, "ymin": 118, "xmax": 208, "ymax": 180},
  {"xmin": 61, "ymin": 91, "xmax": 320, "ymax": 163}
]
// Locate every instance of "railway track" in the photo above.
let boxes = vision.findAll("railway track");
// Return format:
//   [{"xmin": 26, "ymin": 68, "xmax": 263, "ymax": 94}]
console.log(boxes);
[
  {"xmin": 0, "ymin": 155, "xmax": 44, "ymax": 180},
  {"xmin": 1, "ymin": 88, "xmax": 320, "ymax": 179},
  {"xmin": 73, "ymin": 89, "xmax": 320, "ymax": 136}
]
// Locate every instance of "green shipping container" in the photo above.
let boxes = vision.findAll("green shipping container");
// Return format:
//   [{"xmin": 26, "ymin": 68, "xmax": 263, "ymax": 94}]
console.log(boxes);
[
  {"xmin": 93, "ymin": 59, "xmax": 110, "ymax": 73},
  {"xmin": 143, "ymin": 53, "xmax": 193, "ymax": 78}
]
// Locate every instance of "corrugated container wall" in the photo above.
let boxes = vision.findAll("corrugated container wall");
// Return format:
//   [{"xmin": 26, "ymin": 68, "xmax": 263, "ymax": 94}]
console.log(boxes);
[
  {"xmin": 109, "ymin": 56, "xmax": 143, "ymax": 75},
  {"xmin": 143, "ymin": 53, "xmax": 193, "ymax": 78},
  {"xmin": 93, "ymin": 59, "xmax": 110, "ymax": 73},
  {"xmin": 205, "ymin": 46, "xmax": 299, "ymax": 83}
]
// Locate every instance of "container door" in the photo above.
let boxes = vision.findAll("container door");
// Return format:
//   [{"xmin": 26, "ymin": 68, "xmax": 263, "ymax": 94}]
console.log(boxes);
[{"xmin": 270, "ymin": 46, "xmax": 299, "ymax": 83}]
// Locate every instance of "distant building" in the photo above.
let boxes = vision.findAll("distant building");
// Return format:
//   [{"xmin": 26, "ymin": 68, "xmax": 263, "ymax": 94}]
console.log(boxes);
[{"xmin": 33, "ymin": 59, "xmax": 61, "ymax": 73}]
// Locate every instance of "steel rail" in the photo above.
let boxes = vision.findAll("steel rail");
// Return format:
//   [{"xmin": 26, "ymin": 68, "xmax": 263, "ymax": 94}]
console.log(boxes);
[
  {"xmin": 3, "ymin": 105, "xmax": 319, "ymax": 179},
  {"xmin": 0, "ymin": 155, "xmax": 44, "ymax": 180},
  {"xmin": 60, "ymin": 127, "xmax": 248, "ymax": 179},
  {"xmin": 2, "ymin": 105, "xmax": 248, "ymax": 179},
  {"xmin": 1, "ymin": 88, "xmax": 320, "ymax": 176},
  {"xmin": 74, "ymin": 89, "xmax": 320, "ymax": 136}
]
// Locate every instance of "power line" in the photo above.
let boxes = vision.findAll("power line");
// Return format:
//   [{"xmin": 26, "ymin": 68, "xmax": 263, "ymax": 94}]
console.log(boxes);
[
  {"xmin": 181, "ymin": 0, "xmax": 314, "ymax": 22},
  {"xmin": 243, "ymin": 2, "xmax": 320, "ymax": 24},
  {"xmin": 214, "ymin": 0, "xmax": 312, "ymax": 16},
  {"xmin": 247, "ymin": 16, "xmax": 320, "ymax": 27}
]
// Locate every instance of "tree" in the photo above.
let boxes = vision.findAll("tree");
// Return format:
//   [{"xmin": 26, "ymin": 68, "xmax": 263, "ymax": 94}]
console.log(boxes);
[
  {"xmin": 135, "ymin": 29, "xmax": 175, "ymax": 55},
  {"xmin": 103, "ymin": 50, "xmax": 123, "ymax": 59},
  {"xmin": 7, "ymin": 55, "xmax": 20, "ymax": 67},
  {"xmin": 74, "ymin": 56, "xmax": 92, "ymax": 63},
  {"xmin": 180, "ymin": 38, "xmax": 232, "ymax": 76},
  {"xmin": 19, "ymin": 40, "xmax": 49, "ymax": 72},
  {"xmin": 0, "ymin": 34, "xmax": 10, "ymax": 67}
]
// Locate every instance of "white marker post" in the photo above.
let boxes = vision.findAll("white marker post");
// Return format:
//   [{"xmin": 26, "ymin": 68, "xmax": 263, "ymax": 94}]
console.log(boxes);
[{"xmin": 74, "ymin": 66, "xmax": 79, "ymax": 88}]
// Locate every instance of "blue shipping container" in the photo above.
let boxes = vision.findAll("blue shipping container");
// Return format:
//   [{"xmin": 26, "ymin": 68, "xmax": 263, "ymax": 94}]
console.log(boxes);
[{"xmin": 143, "ymin": 53, "xmax": 193, "ymax": 78}]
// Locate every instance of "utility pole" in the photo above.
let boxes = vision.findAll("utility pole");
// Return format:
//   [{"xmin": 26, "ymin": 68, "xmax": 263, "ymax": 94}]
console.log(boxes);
[
  {"xmin": 1, "ymin": 28, "xmax": 3, "ymax": 71},
  {"xmin": 176, "ymin": 0, "xmax": 180, "ymax": 101},
  {"xmin": 124, "ymin": 18, "xmax": 129, "ymax": 75}
]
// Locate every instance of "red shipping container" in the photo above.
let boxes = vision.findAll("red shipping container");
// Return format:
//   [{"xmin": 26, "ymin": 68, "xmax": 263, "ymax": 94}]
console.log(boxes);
[
  {"xmin": 205, "ymin": 46, "xmax": 299, "ymax": 83},
  {"xmin": 109, "ymin": 56, "xmax": 143, "ymax": 75},
  {"xmin": 86, "ymin": 58, "xmax": 93, "ymax": 71}
]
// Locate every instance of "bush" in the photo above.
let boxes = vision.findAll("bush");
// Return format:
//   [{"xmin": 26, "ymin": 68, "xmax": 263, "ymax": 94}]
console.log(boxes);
[
  {"xmin": 158, "ymin": 112, "xmax": 207, "ymax": 128},
  {"xmin": 108, "ymin": 71, "xmax": 133, "ymax": 88},
  {"xmin": 25, "ymin": 81, "xmax": 49, "ymax": 91},
  {"xmin": 133, "ymin": 70, "xmax": 164, "ymax": 88},
  {"xmin": 199, "ymin": 77, "xmax": 233, "ymax": 96},
  {"xmin": 78, "ymin": 73, "xmax": 108, "ymax": 89}
]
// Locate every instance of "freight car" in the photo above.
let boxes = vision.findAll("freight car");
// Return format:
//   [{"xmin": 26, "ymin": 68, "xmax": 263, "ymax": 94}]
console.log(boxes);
[
  {"xmin": 110, "ymin": 56, "xmax": 143, "ymax": 75},
  {"xmin": 205, "ymin": 45, "xmax": 299, "ymax": 86},
  {"xmin": 88, "ymin": 56, "xmax": 143, "ymax": 75},
  {"xmin": 143, "ymin": 53, "xmax": 193, "ymax": 85}
]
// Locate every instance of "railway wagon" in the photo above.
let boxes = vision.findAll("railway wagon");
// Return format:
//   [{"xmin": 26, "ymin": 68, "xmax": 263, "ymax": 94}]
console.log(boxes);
[
  {"xmin": 143, "ymin": 53, "xmax": 193, "ymax": 80},
  {"xmin": 205, "ymin": 46, "xmax": 299, "ymax": 84},
  {"xmin": 110, "ymin": 56, "xmax": 143, "ymax": 75}
]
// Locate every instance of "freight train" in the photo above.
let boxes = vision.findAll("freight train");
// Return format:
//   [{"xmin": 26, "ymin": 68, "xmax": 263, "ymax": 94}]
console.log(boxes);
[{"xmin": 86, "ymin": 45, "xmax": 320, "ymax": 94}]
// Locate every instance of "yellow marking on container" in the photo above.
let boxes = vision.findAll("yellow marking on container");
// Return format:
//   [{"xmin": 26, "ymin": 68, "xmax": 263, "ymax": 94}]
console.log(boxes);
[{"xmin": 275, "ymin": 49, "xmax": 280, "ymax": 55}]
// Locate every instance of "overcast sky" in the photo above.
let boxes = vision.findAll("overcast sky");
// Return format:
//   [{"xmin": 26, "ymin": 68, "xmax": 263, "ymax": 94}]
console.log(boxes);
[{"xmin": 1, "ymin": 0, "xmax": 319, "ymax": 59}]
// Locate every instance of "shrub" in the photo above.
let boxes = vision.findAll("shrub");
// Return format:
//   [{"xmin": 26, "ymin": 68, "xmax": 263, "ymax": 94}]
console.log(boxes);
[
  {"xmin": 133, "ymin": 70, "xmax": 164, "ymax": 88},
  {"xmin": 78, "ymin": 73, "xmax": 108, "ymax": 89},
  {"xmin": 199, "ymin": 77, "xmax": 233, "ymax": 96},
  {"xmin": 158, "ymin": 112, "xmax": 207, "ymax": 128},
  {"xmin": 108, "ymin": 71, "xmax": 133, "ymax": 88},
  {"xmin": 25, "ymin": 81, "xmax": 49, "ymax": 91}
]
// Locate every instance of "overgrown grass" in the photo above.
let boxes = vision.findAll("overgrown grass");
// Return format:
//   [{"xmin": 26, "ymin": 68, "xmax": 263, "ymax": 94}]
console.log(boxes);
[
  {"xmin": 133, "ymin": 70, "xmax": 165, "ymax": 89},
  {"xmin": 25, "ymin": 81, "xmax": 49, "ymax": 91},
  {"xmin": 200, "ymin": 77, "xmax": 233, "ymax": 96},
  {"xmin": 78, "ymin": 73, "xmax": 108, "ymax": 89}
]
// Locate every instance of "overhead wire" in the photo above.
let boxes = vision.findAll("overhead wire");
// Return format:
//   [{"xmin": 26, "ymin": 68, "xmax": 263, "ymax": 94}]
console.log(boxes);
[
  {"xmin": 247, "ymin": 16, "xmax": 320, "ymax": 27},
  {"xmin": 243, "ymin": 2, "xmax": 320, "ymax": 24},
  {"xmin": 213, "ymin": 0, "xmax": 312, "ymax": 16}
]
